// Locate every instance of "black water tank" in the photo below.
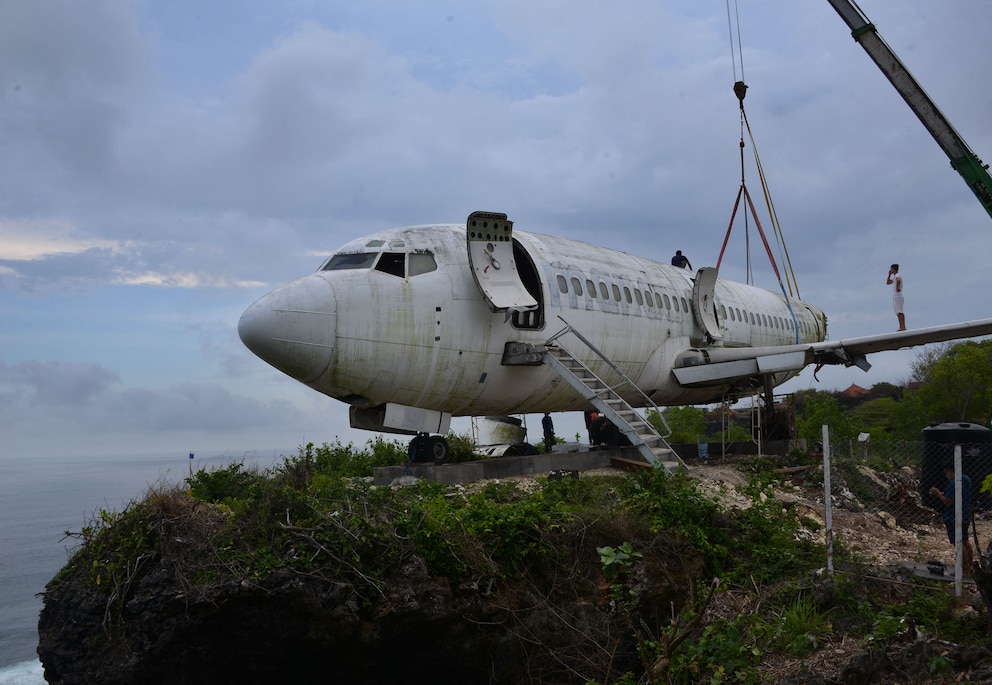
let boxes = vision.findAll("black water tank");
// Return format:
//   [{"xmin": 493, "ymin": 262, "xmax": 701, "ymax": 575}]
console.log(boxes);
[{"xmin": 921, "ymin": 422, "xmax": 992, "ymax": 513}]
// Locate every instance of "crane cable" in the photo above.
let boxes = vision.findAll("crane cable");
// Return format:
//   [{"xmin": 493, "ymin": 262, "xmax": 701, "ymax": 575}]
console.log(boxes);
[
  {"xmin": 741, "ymin": 103, "xmax": 801, "ymax": 300},
  {"xmin": 723, "ymin": 0, "xmax": 753, "ymax": 286},
  {"xmin": 716, "ymin": 0, "xmax": 802, "ymax": 308}
]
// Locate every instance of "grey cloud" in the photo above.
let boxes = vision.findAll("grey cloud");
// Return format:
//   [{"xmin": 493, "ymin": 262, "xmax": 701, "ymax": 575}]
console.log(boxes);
[
  {"xmin": 0, "ymin": 1, "xmax": 149, "ymax": 182},
  {"xmin": 99, "ymin": 383, "xmax": 299, "ymax": 432},
  {"xmin": 0, "ymin": 213, "xmax": 317, "ymax": 294},
  {"xmin": 0, "ymin": 361, "xmax": 302, "ymax": 436},
  {"xmin": 0, "ymin": 246, "xmax": 134, "ymax": 291},
  {"xmin": 235, "ymin": 24, "xmax": 397, "ymax": 166},
  {"xmin": 0, "ymin": 360, "xmax": 120, "ymax": 407}
]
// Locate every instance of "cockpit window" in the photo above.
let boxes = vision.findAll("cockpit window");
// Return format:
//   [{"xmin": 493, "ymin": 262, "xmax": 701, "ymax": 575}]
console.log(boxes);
[
  {"xmin": 409, "ymin": 252, "xmax": 437, "ymax": 276},
  {"xmin": 321, "ymin": 252, "xmax": 378, "ymax": 270},
  {"xmin": 374, "ymin": 252, "xmax": 405, "ymax": 277},
  {"xmin": 321, "ymin": 249, "xmax": 437, "ymax": 278}
]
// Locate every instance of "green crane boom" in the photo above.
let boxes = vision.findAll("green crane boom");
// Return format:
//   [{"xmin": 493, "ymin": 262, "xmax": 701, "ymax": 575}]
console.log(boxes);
[{"xmin": 828, "ymin": 0, "xmax": 992, "ymax": 220}]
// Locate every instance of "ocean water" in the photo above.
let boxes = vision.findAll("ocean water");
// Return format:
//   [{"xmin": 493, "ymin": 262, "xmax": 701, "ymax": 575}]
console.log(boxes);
[{"xmin": 0, "ymin": 450, "xmax": 290, "ymax": 684}]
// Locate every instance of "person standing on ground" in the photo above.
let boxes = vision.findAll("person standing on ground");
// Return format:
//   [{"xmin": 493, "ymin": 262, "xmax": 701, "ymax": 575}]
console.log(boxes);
[
  {"xmin": 542, "ymin": 413, "xmax": 556, "ymax": 454},
  {"xmin": 887, "ymin": 264, "xmax": 906, "ymax": 330},
  {"xmin": 930, "ymin": 460, "xmax": 974, "ymax": 576},
  {"xmin": 583, "ymin": 409, "xmax": 599, "ymax": 444}
]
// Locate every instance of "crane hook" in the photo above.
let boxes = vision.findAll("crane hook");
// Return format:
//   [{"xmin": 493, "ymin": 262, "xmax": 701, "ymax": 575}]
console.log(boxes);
[{"xmin": 733, "ymin": 80, "xmax": 748, "ymax": 104}]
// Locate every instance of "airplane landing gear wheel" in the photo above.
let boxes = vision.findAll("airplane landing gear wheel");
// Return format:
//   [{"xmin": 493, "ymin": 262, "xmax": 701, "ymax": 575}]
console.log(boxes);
[
  {"xmin": 427, "ymin": 435, "xmax": 449, "ymax": 464},
  {"xmin": 409, "ymin": 433, "xmax": 449, "ymax": 464}
]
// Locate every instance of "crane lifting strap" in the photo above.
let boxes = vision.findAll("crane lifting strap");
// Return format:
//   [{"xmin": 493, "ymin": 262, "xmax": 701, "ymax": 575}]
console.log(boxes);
[{"xmin": 716, "ymin": 81, "xmax": 802, "ymax": 342}]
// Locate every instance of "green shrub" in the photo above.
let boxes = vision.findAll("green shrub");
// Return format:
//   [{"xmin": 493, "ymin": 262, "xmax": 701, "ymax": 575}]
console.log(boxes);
[
  {"xmin": 773, "ymin": 596, "xmax": 831, "ymax": 656},
  {"xmin": 620, "ymin": 470, "xmax": 730, "ymax": 575},
  {"xmin": 186, "ymin": 462, "xmax": 264, "ymax": 503},
  {"xmin": 667, "ymin": 613, "xmax": 766, "ymax": 684},
  {"xmin": 445, "ymin": 432, "xmax": 480, "ymax": 463}
]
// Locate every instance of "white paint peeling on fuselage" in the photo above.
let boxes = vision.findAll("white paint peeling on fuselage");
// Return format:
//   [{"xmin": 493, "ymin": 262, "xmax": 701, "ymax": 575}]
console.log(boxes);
[{"xmin": 304, "ymin": 224, "xmax": 826, "ymax": 416}]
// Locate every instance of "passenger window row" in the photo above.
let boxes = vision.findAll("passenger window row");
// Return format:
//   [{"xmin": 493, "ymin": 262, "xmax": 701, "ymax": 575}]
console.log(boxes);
[
  {"xmin": 556, "ymin": 274, "xmax": 689, "ymax": 313},
  {"xmin": 555, "ymin": 273, "xmax": 814, "ymax": 336},
  {"xmin": 720, "ymin": 304, "xmax": 813, "ymax": 335}
]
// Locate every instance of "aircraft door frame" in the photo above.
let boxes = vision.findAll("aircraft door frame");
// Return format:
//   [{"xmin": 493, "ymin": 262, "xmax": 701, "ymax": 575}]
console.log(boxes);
[{"xmin": 508, "ymin": 239, "xmax": 544, "ymax": 329}]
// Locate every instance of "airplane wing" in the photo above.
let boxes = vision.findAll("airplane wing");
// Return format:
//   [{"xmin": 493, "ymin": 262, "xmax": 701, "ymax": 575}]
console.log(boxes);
[{"xmin": 672, "ymin": 318, "xmax": 992, "ymax": 387}]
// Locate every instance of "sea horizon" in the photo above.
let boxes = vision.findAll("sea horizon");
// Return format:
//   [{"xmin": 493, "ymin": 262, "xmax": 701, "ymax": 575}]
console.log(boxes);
[{"xmin": 0, "ymin": 447, "xmax": 297, "ymax": 681}]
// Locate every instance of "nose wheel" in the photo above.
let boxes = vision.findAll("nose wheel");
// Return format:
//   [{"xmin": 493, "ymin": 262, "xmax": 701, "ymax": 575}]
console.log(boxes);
[{"xmin": 408, "ymin": 433, "xmax": 450, "ymax": 464}]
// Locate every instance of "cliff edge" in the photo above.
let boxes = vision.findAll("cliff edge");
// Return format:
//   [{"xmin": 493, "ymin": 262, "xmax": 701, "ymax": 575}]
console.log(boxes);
[{"xmin": 38, "ymin": 468, "xmax": 700, "ymax": 684}]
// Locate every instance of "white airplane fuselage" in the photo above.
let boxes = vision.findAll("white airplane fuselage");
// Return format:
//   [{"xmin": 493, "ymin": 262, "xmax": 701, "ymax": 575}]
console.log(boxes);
[{"xmin": 238, "ymin": 221, "xmax": 829, "ymax": 435}]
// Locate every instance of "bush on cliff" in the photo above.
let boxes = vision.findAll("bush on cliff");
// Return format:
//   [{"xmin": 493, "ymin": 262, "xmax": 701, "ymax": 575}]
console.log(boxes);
[{"xmin": 44, "ymin": 442, "xmax": 990, "ymax": 684}]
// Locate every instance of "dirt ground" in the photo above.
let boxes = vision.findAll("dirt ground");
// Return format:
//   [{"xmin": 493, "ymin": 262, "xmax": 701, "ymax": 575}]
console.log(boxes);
[
  {"xmin": 686, "ymin": 458, "xmax": 989, "ymax": 575},
  {"xmin": 483, "ymin": 456, "xmax": 992, "ymax": 681},
  {"xmin": 688, "ymin": 459, "xmax": 992, "ymax": 683},
  {"xmin": 503, "ymin": 457, "xmax": 987, "ymax": 575},
  {"xmin": 569, "ymin": 458, "xmax": 992, "ymax": 683}
]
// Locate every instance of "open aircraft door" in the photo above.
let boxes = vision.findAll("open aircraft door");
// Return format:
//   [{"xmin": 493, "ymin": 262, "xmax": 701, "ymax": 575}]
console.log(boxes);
[
  {"xmin": 690, "ymin": 266, "xmax": 723, "ymax": 342},
  {"xmin": 802, "ymin": 303, "xmax": 825, "ymax": 341},
  {"xmin": 466, "ymin": 211, "xmax": 538, "ymax": 313}
]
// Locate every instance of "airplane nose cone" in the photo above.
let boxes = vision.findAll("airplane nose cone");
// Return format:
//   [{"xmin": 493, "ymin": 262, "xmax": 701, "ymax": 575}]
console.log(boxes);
[{"xmin": 238, "ymin": 275, "xmax": 337, "ymax": 384}]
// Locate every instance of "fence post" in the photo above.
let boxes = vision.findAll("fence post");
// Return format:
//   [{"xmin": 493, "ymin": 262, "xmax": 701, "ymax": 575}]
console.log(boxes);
[
  {"xmin": 823, "ymin": 424, "xmax": 833, "ymax": 579},
  {"xmin": 954, "ymin": 444, "xmax": 963, "ymax": 596}
]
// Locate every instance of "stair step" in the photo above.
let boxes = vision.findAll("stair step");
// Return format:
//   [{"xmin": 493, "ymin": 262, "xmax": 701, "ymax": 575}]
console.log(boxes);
[{"xmin": 541, "ymin": 342, "xmax": 685, "ymax": 474}]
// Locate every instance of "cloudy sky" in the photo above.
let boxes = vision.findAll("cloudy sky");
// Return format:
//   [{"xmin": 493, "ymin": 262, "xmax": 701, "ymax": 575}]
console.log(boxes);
[{"xmin": 1, "ymin": 0, "xmax": 990, "ymax": 460}]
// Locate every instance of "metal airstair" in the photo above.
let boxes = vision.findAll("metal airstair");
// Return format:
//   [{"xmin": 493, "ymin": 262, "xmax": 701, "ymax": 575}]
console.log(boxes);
[{"xmin": 532, "ymin": 321, "xmax": 685, "ymax": 475}]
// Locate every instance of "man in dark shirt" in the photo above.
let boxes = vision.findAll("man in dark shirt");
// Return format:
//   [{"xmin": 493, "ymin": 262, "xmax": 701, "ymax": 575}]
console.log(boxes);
[{"xmin": 930, "ymin": 460, "xmax": 974, "ymax": 575}]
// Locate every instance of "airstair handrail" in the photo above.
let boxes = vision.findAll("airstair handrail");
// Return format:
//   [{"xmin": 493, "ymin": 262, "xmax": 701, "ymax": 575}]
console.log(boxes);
[{"xmin": 547, "ymin": 317, "xmax": 672, "ymax": 439}]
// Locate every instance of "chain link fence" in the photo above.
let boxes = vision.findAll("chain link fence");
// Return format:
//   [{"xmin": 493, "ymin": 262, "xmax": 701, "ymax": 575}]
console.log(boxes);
[{"xmin": 820, "ymin": 423, "xmax": 992, "ymax": 594}]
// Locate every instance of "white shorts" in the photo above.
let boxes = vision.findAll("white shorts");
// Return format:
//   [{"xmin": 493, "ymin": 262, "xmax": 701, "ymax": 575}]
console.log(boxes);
[{"xmin": 893, "ymin": 294, "xmax": 904, "ymax": 315}]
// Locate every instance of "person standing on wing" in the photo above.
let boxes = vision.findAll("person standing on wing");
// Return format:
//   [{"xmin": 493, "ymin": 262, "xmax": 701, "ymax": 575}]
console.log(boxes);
[{"xmin": 887, "ymin": 263, "xmax": 906, "ymax": 330}]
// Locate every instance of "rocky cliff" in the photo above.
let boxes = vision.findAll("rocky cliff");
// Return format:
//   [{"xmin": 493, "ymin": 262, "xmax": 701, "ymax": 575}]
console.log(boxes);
[
  {"xmin": 40, "ymin": 460, "xmax": 992, "ymax": 684},
  {"xmin": 37, "ymin": 471, "xmax": 702, "ymax": 684}
]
